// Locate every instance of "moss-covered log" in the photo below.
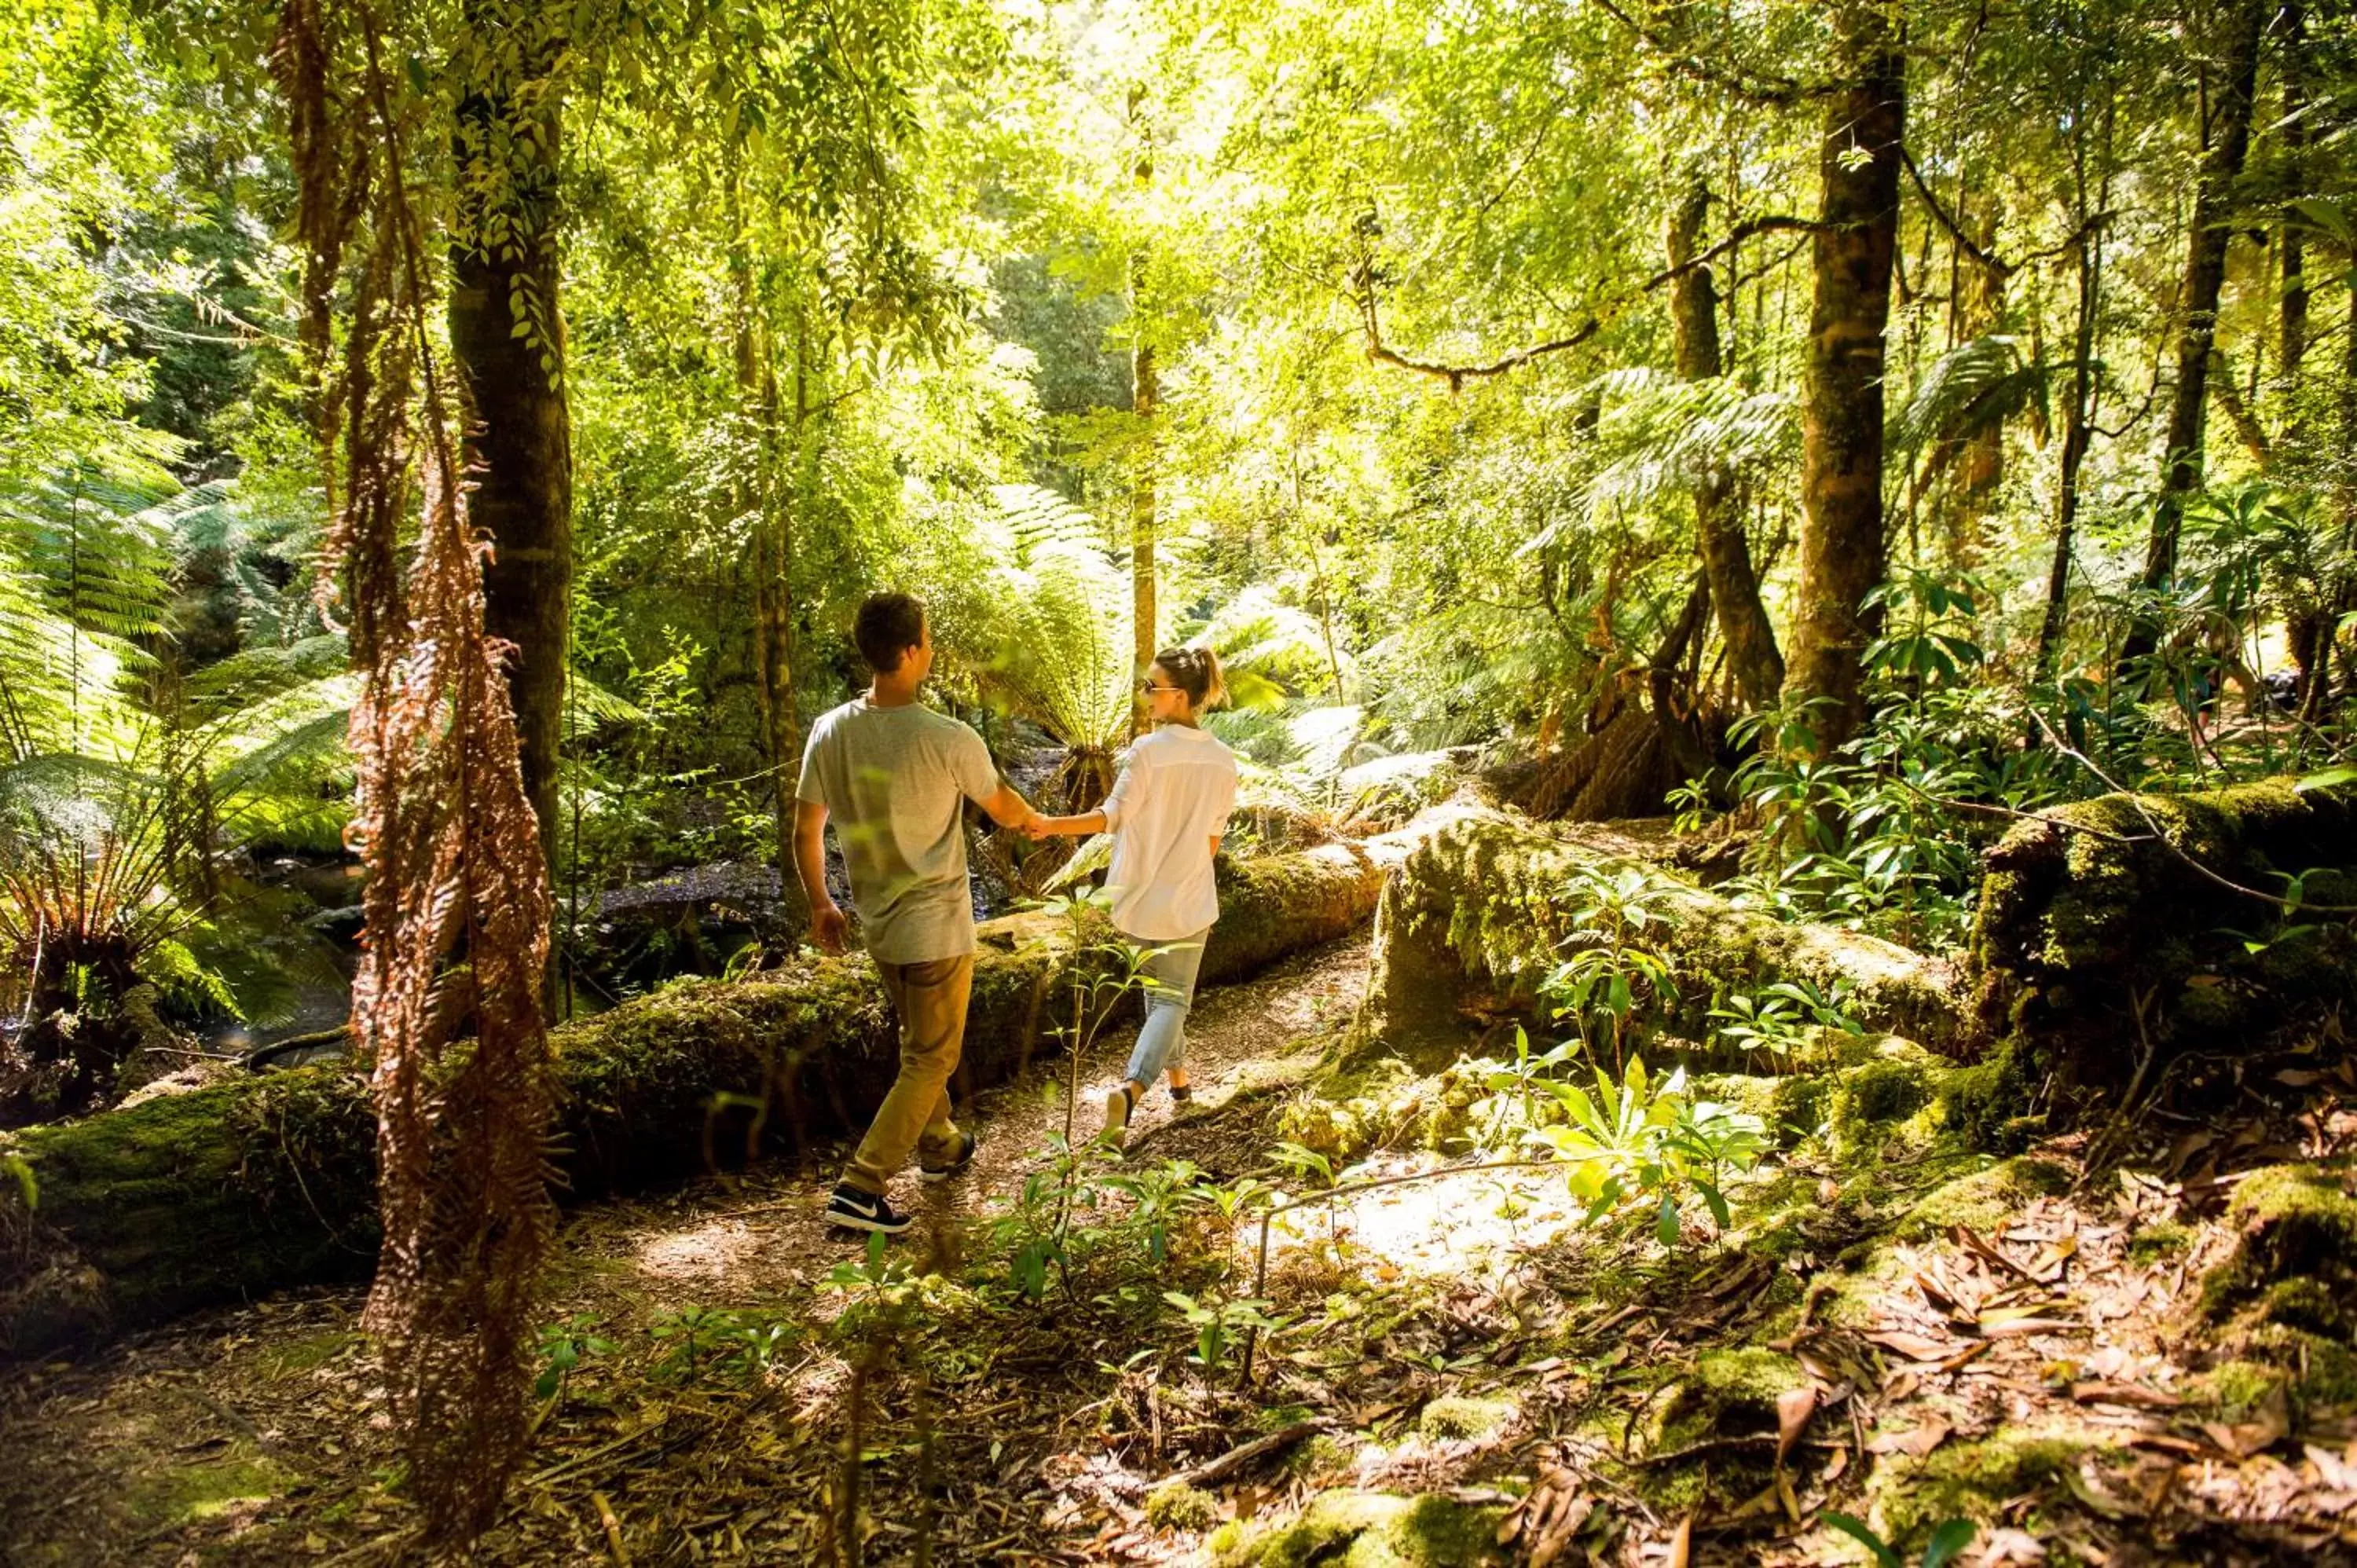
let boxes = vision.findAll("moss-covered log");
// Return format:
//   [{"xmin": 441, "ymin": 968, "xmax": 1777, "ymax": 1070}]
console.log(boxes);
[
  {"xmin": 0, "ymin": 845, "xmax": 1380, "ymax": 1356},
  {"xmin": 1363, "ymin": 810, "xmax": 1967, "ymax": 1059},
  {"xmin": 1971, "ymin": 775, "xmax": 2357, "ymax": 1083}
]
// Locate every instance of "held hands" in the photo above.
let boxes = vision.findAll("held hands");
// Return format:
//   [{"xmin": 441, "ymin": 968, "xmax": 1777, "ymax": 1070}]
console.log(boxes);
[
  {"xmin": 1021, "ymin": 811, "xmax": 1066, "ymax": 842},
  {"xmin": 809, "ymin": 900, "xmax": 850, "ymax": 956}
]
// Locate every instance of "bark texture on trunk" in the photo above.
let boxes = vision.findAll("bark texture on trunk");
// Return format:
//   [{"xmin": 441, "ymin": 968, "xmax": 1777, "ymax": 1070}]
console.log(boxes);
[
  {"xmin": 449, "ymin": 16, "xmax": 571, "ymax": 867},
  {"xmin": 1129, "ymin": 103, "xmax": 1157, "ymax": 736},
  {"xmin": 1667, "ymin": 184, "xmax": 1783, "ymax": 711},
  {"xmin": 0, "ymin": 846, "xmax": 1384, "ymax": 1357},
  {"xmin": 2122, "ymin": 0, "xmax": 2268, "ymax": 664},
  {"xmin": 1781, "ymin": 5, "xmax": 1904, "ymax": 753}
]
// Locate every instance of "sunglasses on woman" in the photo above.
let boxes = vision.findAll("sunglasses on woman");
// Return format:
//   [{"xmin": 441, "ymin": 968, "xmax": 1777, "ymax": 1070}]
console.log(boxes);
[{"xmin": 1138, "ymin": 680, "xmax": 1181, "ymax": 694}]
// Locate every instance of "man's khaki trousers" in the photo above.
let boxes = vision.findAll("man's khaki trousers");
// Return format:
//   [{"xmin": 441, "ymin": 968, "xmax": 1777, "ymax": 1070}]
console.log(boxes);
[{"xmin": 845, "ymin": 953, "xmax": 973, "ymax": 1194}]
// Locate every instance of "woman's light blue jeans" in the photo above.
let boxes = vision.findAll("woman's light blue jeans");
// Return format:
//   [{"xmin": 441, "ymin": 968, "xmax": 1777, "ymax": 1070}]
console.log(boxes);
[{"xmin": 1123, "ymin": 928, "xmax": 1210, "ymax": 1089}]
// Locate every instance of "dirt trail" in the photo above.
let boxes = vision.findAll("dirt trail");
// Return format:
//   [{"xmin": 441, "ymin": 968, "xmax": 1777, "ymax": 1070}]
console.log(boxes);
[{"xmin": 0, "ymin": 936, "xmax": 1373, "ymax": 1567}]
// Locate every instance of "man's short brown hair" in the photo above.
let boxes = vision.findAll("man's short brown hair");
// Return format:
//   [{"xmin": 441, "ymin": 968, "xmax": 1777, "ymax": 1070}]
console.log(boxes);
[{"xmin": 854, "ymin": 592, "xmax": 926, "ymax": 675}]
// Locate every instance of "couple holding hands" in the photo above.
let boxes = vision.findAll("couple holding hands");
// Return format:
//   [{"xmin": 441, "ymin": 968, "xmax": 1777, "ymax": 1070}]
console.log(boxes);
[{"xmin": 792, "ymin": 592, "xmax": 1239, "ymax": 1236}]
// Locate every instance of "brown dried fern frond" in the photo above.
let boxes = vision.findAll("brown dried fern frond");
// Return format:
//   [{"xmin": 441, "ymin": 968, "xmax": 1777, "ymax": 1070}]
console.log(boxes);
[{"xmin": 277, "ymin": 0, "xmax": 559, "ymax": 1548}]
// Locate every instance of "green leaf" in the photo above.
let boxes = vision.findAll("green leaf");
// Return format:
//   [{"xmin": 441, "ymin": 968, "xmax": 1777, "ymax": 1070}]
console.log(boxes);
[
  {"xmin": 1922, "ymin": 1519, "xmax": 1977, "ymax": 1568},
  {"xmin": 1819, "ymin": 1511, "xmax": 1902, "ymax": 1568},
  {"xmin": 2295, "ymin": 767, "xmax": 2357, "ymax": 794},
  {"xmin": 1657, "ymin": 1194, "xmax": 1678, "ymax": 1247}
]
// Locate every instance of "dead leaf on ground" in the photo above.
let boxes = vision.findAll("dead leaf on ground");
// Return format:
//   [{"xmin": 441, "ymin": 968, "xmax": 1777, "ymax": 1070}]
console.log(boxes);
[
  {"xmin": 1776, "ymin": 1386, "xmax": 1819, "ymax": 1467},
  {"xmin": 1864, "ymin": 1329, "xmax": 1957, "ymax": 1361},
  {"xmin": 1866, "ymin": 1416, "xmax": 1952, "ymax": 1458},
  {"xmin": 1666, "ymin": 1512, "xmax": 1692, "ymax": 1568}
]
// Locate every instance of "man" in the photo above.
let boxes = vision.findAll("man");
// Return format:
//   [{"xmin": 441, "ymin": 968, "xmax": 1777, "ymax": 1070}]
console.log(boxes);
[{"xmin": 794, "ymin": 592, "xmax": 1042, "ymax": 1235}]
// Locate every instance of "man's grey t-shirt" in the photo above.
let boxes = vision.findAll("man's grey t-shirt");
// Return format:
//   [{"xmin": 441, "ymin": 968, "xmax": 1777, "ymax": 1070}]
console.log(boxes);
[{"xmin": 795, "ymin": 698, "xmax": 999, "ymax": 964}]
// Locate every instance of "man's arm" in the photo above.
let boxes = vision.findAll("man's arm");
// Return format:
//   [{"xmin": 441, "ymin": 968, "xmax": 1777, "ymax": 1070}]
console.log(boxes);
[
  {"xmin": 978, "ymin": 782, "xmax": 1043, "ymax": 833},
  {"xmin": 792, "ymin": 800, "xmax": 849, "ymax": 954}
]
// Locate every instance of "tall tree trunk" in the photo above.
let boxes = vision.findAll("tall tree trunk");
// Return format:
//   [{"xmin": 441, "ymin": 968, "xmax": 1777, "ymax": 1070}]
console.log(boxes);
[
  {"xmin": 2278, "ymin": 0, "xmax": 2308, "ymax": 419},
  {"xmin": 1780, "ymin": 2, "xmax": 1904, "ymax": 753},
  {"xmin": 449, "ymin": 4, "xmax": 570, "ymax": 874},
  {"xmin": 1948, "ymin": 202, "xmax": 2006, "ymax": 565},
  {"xmin": 1667, "ymin": 181, "xmax": 1783, "ymax": 710},
  {"xmin": 2035, "ymin": 222, "xmax": 2102, "ymax": 691},
  {"xmin": 730, "ymin": 180, "xmax": 802, "ymax": 899},
  {"xmin": 1129, "ymin": 101, "xmax": 1157, "ymax": 737},
  {"xmin": 2121, "ymin": 0, "xmax": 2268, "ymax": 666},
  {"xmin": 2311, "ymin": 250, "xmax": 2357, "ymax": 724}
]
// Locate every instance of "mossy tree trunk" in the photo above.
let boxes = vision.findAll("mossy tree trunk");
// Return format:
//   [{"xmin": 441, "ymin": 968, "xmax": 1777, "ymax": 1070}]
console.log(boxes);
[
  {"xmin": 0, "ymin": 845, "xmax": 1380, "ymax": 1357},
  {"xmin": 1972, "ymin": 776, "xmax": 2357, "ymax": 1087},
  {"xmin": 2118, "ymin": 0, "xmax": 2267, "ymax": 669},
  {"xmin": 1363, "ymin": 810, "xmax": 1967, "ymax": 1061},
  {"xmin": 1782, "ymin": 3, "xmax": 1904, "ymax": 753}
]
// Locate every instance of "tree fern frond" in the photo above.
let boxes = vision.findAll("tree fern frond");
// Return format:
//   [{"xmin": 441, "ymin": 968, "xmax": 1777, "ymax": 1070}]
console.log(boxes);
[{"xmin": 1891, "ymin": 334, "xmax": 2048, "ymax": 455}]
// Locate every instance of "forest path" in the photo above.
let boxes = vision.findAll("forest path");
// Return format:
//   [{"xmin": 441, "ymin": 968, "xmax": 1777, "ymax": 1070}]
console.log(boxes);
[{"xmin": 0, "ymin": 933, "xmax": 1376, "ymax": 1567}]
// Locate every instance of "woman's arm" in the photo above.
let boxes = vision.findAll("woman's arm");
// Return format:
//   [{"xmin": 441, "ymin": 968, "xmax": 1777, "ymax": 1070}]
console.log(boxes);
[{"xmin": 1028, "ymin": 808, "xmax": 1108, "ymax": 838}]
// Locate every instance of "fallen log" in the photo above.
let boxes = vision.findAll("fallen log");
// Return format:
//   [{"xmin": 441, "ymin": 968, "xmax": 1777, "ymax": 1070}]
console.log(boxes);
[
  {"xmin": 1362, "ymin": 810, "xmax": 1969, "ymax": 1058},
  {"xmin": 1972, "ymin": 774, "xmax": 2357, "ymax": 1086},
  {"xmin": 0, "ymin": 844, "xmax": 1381, "ymax": 1356}
]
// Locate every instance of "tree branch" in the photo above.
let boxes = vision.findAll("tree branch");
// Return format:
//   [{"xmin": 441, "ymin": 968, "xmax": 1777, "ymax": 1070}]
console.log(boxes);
[
  {"xmin": 1587, "ymin": 0, "xmax": 1839, "ymax": 105},
  {"xmin": 1355, "ymin": 216, "xmax": 1821, "ymax": 392},
  {"xmin": 1901, "ymin": 147, "xmax": 2115, "ymax": 281}
]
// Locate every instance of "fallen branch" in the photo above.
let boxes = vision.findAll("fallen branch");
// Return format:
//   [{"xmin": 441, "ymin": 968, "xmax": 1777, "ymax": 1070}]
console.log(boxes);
[{"xmin": 1167, "ymin": 1420, "xmax": 1333, "ymax": 1489}]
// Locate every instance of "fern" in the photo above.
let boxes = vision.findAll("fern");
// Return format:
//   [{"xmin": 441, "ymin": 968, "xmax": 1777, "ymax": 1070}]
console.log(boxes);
[
  {"xmin": 1890, "ymin": 334, "xmax": 2051, "ymax": 456},
  {"xmin": 974, "ymin": 485, "xmax": 1137, "ymax": 771}
]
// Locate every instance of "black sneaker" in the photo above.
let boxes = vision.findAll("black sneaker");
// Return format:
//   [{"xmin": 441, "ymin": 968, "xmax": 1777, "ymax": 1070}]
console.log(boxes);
[
  {"xmin": 918, "ymin": 1131, "xmax": 978, "ymax": 1182},
  {"xmin": 826, "ymin": 1183, "xmax": 912, "ymax": 1235},
  {"xmin": 1168, "ymin": 1083, "xmax": 1194, "ymax": 1104}
]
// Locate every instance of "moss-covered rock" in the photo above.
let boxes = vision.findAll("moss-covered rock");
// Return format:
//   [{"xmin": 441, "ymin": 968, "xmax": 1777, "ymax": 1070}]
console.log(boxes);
[
  {"xmin": 1145, "ymin": 1481, "xmax": 1222, "ymax": 1532},
  {"xmin": 0, "ymin": 845, "xmax": 1383, "ymax": 1356},
  {"xmin": 1418, "ymin": 1394, "xmax": 1516, "ymax": 1442},
  {"xmin": 1365, "ymin": 811, "xmax": 1967, "ymax": 1064},
  {"xmin": 1648, "ymin": 1346, "xmax": 1805, "ymax": 1453},
  {"xmin": 1973, "ymin": 776, "xmax": 2357, "ymax": 1086},
  {"xmin": 1210, "ymin": 1489, "xmax": 1501, "ymax": 1567},
  {"xmin": 1868, "ymin": 1433, "xmax": 2080, "ymax": 1544},
  {"xmin": 2198, "ymin": 1163, "xmax": 2357, "ymax": 1326},
  {"xmin": 1893, "ymin": 1156, "xmax": 2072, "ymax": 1242}
]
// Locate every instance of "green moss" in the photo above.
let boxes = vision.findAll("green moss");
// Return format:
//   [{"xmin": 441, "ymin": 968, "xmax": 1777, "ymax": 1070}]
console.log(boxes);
[
  {"xmin": 2257, "ymin": 1277, "xmax": 2350, "ymax": 1339},
  {"xmin": 1871, "ymin": 1434, "xmax": 2079, "ymax": 1544},
  {"xmin": 2200, "ymin": 1164, "xmax": 2357, "ymax": 1320},
  {"xmin": 1895, "ymin": 1156, "xmax": 2070, "ymax": 1242},
  {"xmin": 125, "ymin": 1454, "xmax": 295, "ymax": 1527},
  {"xmin": 2194, "ymin": 1359, "xmax": 2291, "ymax": 1421},
  {"xmin": 1419, "ymin": 1394, "xmax": 1516, "ymax": 1442},
  {"xmin": 1146, "ymin": 1482, "xmax": 1222, "ymax": 1533},
  {"xmin": 2210, "ymin": 1327, "xmax": 2357, "ymax": 1411},
  {"xmin": 2124, "ymin": 1220, "xmax": 2190, "ymax": 1264},
  {"xmin": 1213, "ymin": 1490, "xmax": 1501, "ymax": 1567},
  {"xmin": 1650, "ymin": 1346, "xmax": 1805, "ymax": 1453}
]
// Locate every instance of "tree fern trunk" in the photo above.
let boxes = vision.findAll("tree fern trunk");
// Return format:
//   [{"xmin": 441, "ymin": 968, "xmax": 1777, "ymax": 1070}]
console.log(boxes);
[{"xmin": 1782, "ymin": 4, "xmax": 1904, "ymax": 753}]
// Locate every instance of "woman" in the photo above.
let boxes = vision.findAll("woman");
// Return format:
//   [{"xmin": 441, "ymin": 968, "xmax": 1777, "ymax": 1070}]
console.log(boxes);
[{"xmin": 1028, "ymin": 647, "xmax": 1238, "ymax": 1145}]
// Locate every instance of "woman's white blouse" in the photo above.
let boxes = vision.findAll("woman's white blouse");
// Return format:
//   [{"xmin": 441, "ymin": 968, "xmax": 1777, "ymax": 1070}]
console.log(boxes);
[{"xmin": 1098, "ymin": 725, "xmax": 1240, "ymax": 941}]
